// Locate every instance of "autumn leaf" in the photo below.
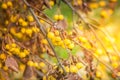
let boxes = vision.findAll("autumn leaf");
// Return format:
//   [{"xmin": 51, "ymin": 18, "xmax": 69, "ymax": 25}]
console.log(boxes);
[
  {"xmin": 23, "ymin": 66, "xmax": 35, "ymax": 80},
  {"xmin": 5, "ymin": 56, "xmax": 19, "ymax": 72}
]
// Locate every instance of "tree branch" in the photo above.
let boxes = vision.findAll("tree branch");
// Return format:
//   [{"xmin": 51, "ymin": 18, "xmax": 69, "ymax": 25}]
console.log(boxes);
[{"xmin": 22, "ymin": 0, "xmax": 66, "ymax": 75}]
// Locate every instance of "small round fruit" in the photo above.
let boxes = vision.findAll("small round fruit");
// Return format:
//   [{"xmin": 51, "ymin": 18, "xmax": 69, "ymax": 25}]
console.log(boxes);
[
  {"xmin": 39, "ymin": 62, "xmax": 45, "ymax": 68},
  {"xmin": 1, "ymin": 3, "xmax": 7, "ymax": 9},
  {"xmin": 27, "ymin": 61, "xmax": 34, "ymax": 66},
  {"xmin": 47, "ymin": 32, "xmax": 55, "ymax": 39},
  {"xmin": 58, "ymin": 14, "xmax": 64, "ymax": 20},
  {"xmin": 68, "ymin": 43, "xmax": 74, "ymax": 49},
  {"xmin": 27, "ymin": 15, "xmax": 34, "ymax": 22},
  {"xmin": 49, "ymin": 1, "xmax": 54, "ymax": 6},
  {"xmin": 76, "ymin": 62, "xmax": 83, "ymax": 69},
  {"xmin": 54, "ymin": 15, "xmax": 59, "ymax": 20},
  {"xmin": 70, "ymin": 65, "xmax": 78, "ymax": 73},
  {"xmin": 21, "ymin": 21, "xmax": 28, "ymax": 27},
  {"xmin": 7, "ymin": 1, "xmax": 13, "ymax": 7}
]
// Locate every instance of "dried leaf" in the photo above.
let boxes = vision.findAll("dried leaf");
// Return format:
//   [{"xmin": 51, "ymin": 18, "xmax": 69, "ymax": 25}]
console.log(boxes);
[
  {"xmin": 5, "ymin": 56, "xmax": 19, "ymax": 72},
  {"xmin": 0, "ymin": 70, "xmax": 10, "ymax": 80},
  {"xmin": 23, "ymin": 66, "xmax": 35, "ymax": 79},
  {"xmin": 54, "ymin": 20, "xmax": 67, "ymax": 30},
  {"xmin": 64, "ymin": 73, "xmax": 82, "ymax": 80}
]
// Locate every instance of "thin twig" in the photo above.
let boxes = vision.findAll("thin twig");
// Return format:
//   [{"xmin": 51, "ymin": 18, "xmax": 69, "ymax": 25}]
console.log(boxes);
[{"xmin": 22, "ymin": 0, "xmax": 66, "ymax": 75}]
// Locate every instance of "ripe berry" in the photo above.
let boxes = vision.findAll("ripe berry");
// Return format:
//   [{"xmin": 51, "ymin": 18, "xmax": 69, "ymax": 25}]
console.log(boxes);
[
  {"xmin": 19, "ymin": 52, "xmax": 26, "ymax": 58},
  {"xmin": 54, "ymin": 30, "xmax": 60, "ymax": 36},
  {"xmin": 21, "ymin": 21, "xmax": 28, "ymax": 27},
  {"xmin": 49, "ymin": 0, "xmax": 54, "ymax": 6},
  {"xmin": 58, "ymin": 14, "xmax": 64, "ymax": 20},
  {"xmin": 21, "ymin": 28, "xmax": 26, "ymax": 34},
  {"xmin": 27, "ymin": 61, "xmax": 34, "ymax": 66},
  {"xmin": 26, "ymin": 28, "xmax": 33, "ymax": 37},
  {"xmin": 70, "ymin": 65, "xmax": 78, "ymax": 73},
  {"xmin": 68, "ymin": 43, "xmax": 74, "ymax": 49},
  {"xmin": 1, "ymin": 3, "xmax": 7, "ymax": 9},
  {"xmin": 76, "ymin": 62, "xmax": 83, "ymax": 69},
  {"xmin": 96, "ymin": 71, "xmax": 102, "ymax": 78},
  {"xmin": 27, "ymin": 15, "xmax": 34, "ymax": 22},
  {"xmin": 7, "ymin": 1, "xmax": 13, "ymax": 7},
  {"xmin": 47, "ymin": 32, "xmax": 55, "ymax": 39},
  {"xmin": 39, "ymin": 62, "xmax": 45, "ymax": 68},
  {"xmin": 54, "ymin": 15, "xmax": 59, "ymax": 20}
]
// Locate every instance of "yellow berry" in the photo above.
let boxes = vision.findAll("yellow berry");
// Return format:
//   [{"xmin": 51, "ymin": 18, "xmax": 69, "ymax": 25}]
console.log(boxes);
[
  {"xmin": 54, "ymin": 15, "xmax": 59, "ymax": 20},
  {"xmin": 1, "ymin": 3, "xmax": 7, "ymax": 9},
  {"xmin": 39, "ymin": 19, "xmax": 45, "ymax": 23},
  {"xmin": 21, "ymin": 28, "xmax": 26, "ymax": 34},
  {"xmin": 11, "ymin": 43, "xmax": 17, "ymax": 48},
  {"xmin": 117, "ymin": 72, "xmax": 120, "ymax": 76},
  {"xmin": 77, "ymin": 0, "xmax": 82, "ymax": 5},
  {"xmin": 7, "ymin": 1, "xmax": 13, "ymax": 7},
  {"xmin": 39, "ymin": 62, "xmax": 45, "ymax": 68},
  {"xmin": 43, "ymin": 76, "xmax": 47, "ymax": 80},
  {"xmin": 68, "ymin": 43, "xmax": 74, "ymax": 49},
  {"xmin": 96, "ymin": 71, "xmax": 102, "ymax": 78},
  {"xmin": 15, "ymin": 32, "xmax": 23, "ymax": 39},
  {"xmin": 48, "ymin": 75, "xmax": 56, "ymax": 80},
  {"xmin": 27, "ymin": 61, "xmax": 34, "ymax": 66},
  {"xmin": 49, "ymin": 1, "xmax": 54, "ymax": 6},
  {"xmin": 112, "ymin": 62, "xmax": 119, "ymax": 68},
  {"xmin": 23, "ymin": 49, "xmax": 30, "ymax": 55},
  {"xmin": 58, "ymin": 14, "xmax": 64, "ymax": 20},
  {"xmin": 47, "ymin": 32, "xmax": 55, "ymax": 39},
  {"xmin": 19, "ymin": 52, "xmax": 26, "ymax": 58},
  {"xmin": 14, "ymin": 48, "xmax": 20, "ymax": 55},
  {"xmin": 55, "ymin": 36, "xmax": 61, "ymax": 42},
  {"xmin": 70, "ymin": 65, "xmax": 78, "ymax": 73},
  {"xmin": 19, "ymin": 64, "xmax": 25, "ymax": 71},
  {"xmin": 78, "ymin": 36, "xmax": 87, "ymax": 43},
  {"xmin": 10, "ymin": 15, "xmax": 17, "ymax": 23},
  {"xmin": 5, "ymin": 44, "xmax": 10, "ymax": 50},
  {"xmin": 0, "ymin": 53, "xmax": 6, "ymax": 60},
  {"xmin": 76, "ymin": 62, "xmax": 83, "ymax": 69},
  {"xmin": 100, "ymin": 10, "xmax": 108, "ymax": 18},
  {"xmin": 99, "ymin": 1, "xmax": 106, "ymax": 7},
  {"xmin": 89, "ymin": 2, "xmax": 98, "ymax": 9},
  {"xmin": 34, "ymin": 62, "xmax": 38, "ymax": 67},
  {"xmin": 18, "ymin": 18, "xmax": 24, "ymax": 24},
  {"xmin": 10, "ymin": 27, "xmax": 16, "ymax": 34},
  {"xmin": 5, "ymin": 20, "xmax": 9, "ymax": 25},
  {"xmin": 41, "ymin": 39, "xmax": 48, "ymax": 44},
  {"xmin": 27, "ymin": 15, "xmax": 34, "ymax": 22},
  {"xmin": 64, "ymin": 39, "xmax": 71, "ymax": 45},
  {"xmin": 3, "ymin": 66, "xmax": 8, "ymax": 71},
  {"xmin": 54, "ymin": 30, "xmax": 59, "ymax": 36},
  {"xmin": 21, "ymin": 21, "xmax": 28, "ymax": 27},
  {"xmin": 26, "ymin": 28, "xmax": 33, "ymax": 37},
  {"xmin": 65, "ymin": 66, "xmax": 70, "ymax": 73}
]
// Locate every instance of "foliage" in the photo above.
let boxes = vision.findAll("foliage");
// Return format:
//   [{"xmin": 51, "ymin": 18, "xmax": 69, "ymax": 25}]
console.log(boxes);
[{"xmin": 0, "ymin": 0, "xmax": 120, "ymax": 80}]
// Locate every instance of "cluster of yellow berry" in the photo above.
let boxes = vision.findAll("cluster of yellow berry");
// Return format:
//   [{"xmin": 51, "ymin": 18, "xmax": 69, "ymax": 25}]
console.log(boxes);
[
  {"xmin": 47, "ymin": 30, "xmax": 75, "ymax": 49},
  {"xmin": 1, "ymin": 1, "xmax": 13, "ymax": 9},
  {"xmin": 64, "ymin": 62, "xmax": 83, "ymax": 73},
  {"xmin": 54, "ymin": 14, "xmax": 64, "ymax": 21},
  {"xmin": 0, "ymin": 53, "xmax": 8, "ymax": 71},
  {"xmin": 10, "ymin": 26, "xmax": 40, "ymax": 39},
  {"xmin": 5, "ymin": 43, "xmax": 30, "ymax": 58},
  {"xmin": 88, "ymin": 0, "xmax": 117, "ymax": 9},
  {"xmin": 27, "ymin": 61, "xmax": 47, "ymax": 72}
]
